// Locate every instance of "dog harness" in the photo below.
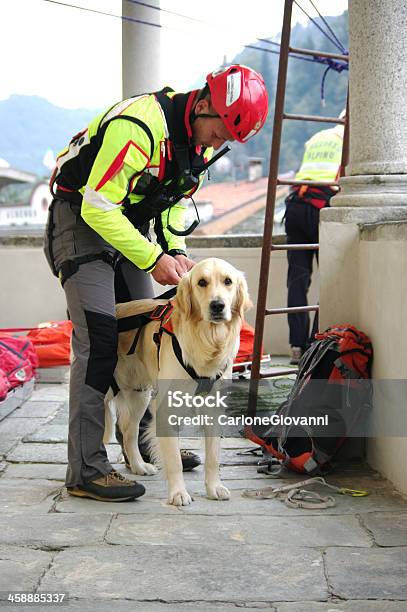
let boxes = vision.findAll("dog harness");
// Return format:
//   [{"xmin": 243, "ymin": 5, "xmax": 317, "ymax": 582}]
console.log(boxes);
[{"xmin": 114, "ymin": 298, "xmax": 226, "ymax": 395}]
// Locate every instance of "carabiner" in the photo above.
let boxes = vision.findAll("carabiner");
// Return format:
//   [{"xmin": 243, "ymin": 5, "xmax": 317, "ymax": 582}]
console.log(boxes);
[{"xmin": 339, "ymin": 487, "xmax": 369, "ymax": 497}]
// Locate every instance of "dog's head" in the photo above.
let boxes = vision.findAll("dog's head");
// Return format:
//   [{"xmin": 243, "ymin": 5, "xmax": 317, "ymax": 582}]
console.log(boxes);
[{"xmin": 176, "ymin": 258, "xmax": 252, "ymax": 324}]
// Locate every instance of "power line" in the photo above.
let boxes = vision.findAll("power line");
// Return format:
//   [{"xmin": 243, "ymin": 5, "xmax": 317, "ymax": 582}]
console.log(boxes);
[
  {"xmin": 41, "ymin": 0, "xmax": 269, "ymax": 42},
  {"xmin": 40, "ymin": 0, "xmax": 280, "ymax": 53},
  {"xmin": 39, "ymin": 0, "xmax": 348, "ymax": 72},
  {"xmin": 41, "ymin": 0, "xmax": 161, "ymax": 28},
  {"xmin": 308, "ymin": 0, "xmax": 346, "ymax": 52},
  {"xmin": 293, "ymin": 0, "xmax": 345, "ymax": 52},
  {"xmin": 42, "ymin": 0, "xmax": 271, "ymax": 41},
  {"xmin": 127, "ymin": 0, "xmax": 347, "ymax": 54},
  {"xmin": 127, "ymin": 0, "xmax": 288, "ymax": 53},
  {"xmin": 126, "ymin": 0, "xmax": 348, "ymax": 82},
  {"xmin": 126, "ymin": 0, "xmax": 207, "ymax": 24}
]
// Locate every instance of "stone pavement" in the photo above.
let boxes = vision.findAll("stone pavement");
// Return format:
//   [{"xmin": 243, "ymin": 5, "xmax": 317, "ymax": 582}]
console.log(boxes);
[{"xmin": 0, "ymin": 383, "xmax": 407, "ymax": 611}]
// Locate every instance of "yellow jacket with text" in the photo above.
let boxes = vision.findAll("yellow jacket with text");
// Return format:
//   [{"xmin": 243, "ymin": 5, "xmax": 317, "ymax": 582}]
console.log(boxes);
[{"xmin": 295, "ymin": 124, "xmax": 344, "ymax": 183}]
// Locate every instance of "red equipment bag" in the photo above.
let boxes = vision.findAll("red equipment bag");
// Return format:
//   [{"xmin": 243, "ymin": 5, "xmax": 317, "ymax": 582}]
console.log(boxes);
[
  {"xmin": 233, "ymin": 321, "xmax": 266, "ymax": 373},
  {"xmin": 245, "ymin": 325, "xmax": 373, "ymax": 474},
  {"xmin": 0, "ymin": 369, "xmax": 11, "ymax": 401},
  {"xmin": 235, "ymin": 321, "xmax": 258, "ymax": 364},
  {"xmin": 27, "ymin": 321, "xmax": 73, "ymax": 367},
  {"xmin": 0, "ymin": 337, "xmax": 38, "ymax": 390},
  {"xmin": 0, "ymin": 321, "xmax": 73, "ymax": 368}
]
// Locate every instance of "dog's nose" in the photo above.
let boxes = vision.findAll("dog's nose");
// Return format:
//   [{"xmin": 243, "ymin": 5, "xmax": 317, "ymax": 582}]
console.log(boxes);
[{"xmin": 210, "ymin": 300, "xmax": 225, "ymax": 315}]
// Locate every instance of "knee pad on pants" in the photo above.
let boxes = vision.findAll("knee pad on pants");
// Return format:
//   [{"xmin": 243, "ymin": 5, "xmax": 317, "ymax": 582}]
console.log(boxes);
[{"xmin": 84, "ymin": 310, "xmax": 118, "ymax": 394}]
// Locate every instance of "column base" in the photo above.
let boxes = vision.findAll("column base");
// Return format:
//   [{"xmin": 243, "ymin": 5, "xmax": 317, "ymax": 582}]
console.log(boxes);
[{"xmin": 331, "ymin": 175, "xmax": 407, "ymax": 207}]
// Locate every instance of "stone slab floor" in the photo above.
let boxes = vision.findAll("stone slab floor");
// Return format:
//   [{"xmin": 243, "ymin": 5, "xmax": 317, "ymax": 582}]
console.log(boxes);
[{"xmin": 0, "ymin": 382, "xmax": 407, "ymax": 611}]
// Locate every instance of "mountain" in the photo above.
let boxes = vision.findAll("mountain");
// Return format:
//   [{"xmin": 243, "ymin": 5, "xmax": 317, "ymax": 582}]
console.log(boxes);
[{"xmin": 0, "ymin": 95, "xmax": 100, "ymax": 175}]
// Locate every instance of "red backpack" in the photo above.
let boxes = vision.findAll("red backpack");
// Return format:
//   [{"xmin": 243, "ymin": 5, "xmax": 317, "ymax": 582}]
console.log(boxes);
[
  {"xmin": 246, "ymin": 325, "xmax": 373, "ymax": 474},
  {"xmin": 0, "ymin": 370, "xmax": 11, "ymax": 401},
  {"xmin": 0, "ymin": 337, "xmax": 38, "ymax": 390}
]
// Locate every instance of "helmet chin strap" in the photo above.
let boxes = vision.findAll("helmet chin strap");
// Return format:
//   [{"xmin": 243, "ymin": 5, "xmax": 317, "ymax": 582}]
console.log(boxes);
[
  {"xmin": 190, "ymin": 112, "xmax": 220, "ymax": 123},
  {"xmin": 189, "ymin": 111, "xmax": 222, "ymax": 146}
]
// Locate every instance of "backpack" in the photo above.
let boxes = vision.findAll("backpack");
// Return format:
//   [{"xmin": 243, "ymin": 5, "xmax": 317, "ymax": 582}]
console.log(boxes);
[
  {"xmin": 247, "ymin": 325, "xmax": 373, "ymax": 474},
  {"xmin": 0, "ymin": 337, "xmax": 38, "ymax": 390},
  {"xmin": 0, "ymin": 370, "xmax": 11, "ymax": 401}
]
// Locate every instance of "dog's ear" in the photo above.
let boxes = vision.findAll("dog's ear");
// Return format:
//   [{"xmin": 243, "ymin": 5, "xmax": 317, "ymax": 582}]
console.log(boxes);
[
  {"xmin": 175, "ymin": 274, "xmax": 192, "ymax": 318},
  {"xmin": 235, "ymin": 274, "xmax": 253, "ymax": 319}
]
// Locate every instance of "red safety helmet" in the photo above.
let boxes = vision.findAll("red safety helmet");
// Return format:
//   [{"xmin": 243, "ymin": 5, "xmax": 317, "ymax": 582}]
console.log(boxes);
[{"xmin": 206, "ymin": 65, "xmax": 268, "ymax": 143}]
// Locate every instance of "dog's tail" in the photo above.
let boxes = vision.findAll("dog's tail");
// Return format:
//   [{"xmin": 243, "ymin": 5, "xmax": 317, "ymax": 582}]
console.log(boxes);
[
  {"xmin": 103, "ymin": 388, "xmax": 116, "ymax": 444},
  {"xmin": 141, "ymin": 412, "xmax": 161, "ymax": 468}
]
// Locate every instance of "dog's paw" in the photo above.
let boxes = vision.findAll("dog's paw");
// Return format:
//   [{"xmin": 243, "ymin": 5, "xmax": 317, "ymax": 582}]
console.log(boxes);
[
  {"xmin": 206, "ymin": 483, "xmax": 231, "ymax": 501},
  {"xmin": 168, "ymin": 488, "xmax": 193, "ymax": 506},
  {"xmin": 130, "ymin": 461, "xmax": 158, "ymax": 476}
]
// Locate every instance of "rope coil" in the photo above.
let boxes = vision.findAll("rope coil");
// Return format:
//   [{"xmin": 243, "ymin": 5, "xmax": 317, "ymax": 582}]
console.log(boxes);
[{"xmin": 242, "ymin": 476, "xmax": 369, "ymax": 509}]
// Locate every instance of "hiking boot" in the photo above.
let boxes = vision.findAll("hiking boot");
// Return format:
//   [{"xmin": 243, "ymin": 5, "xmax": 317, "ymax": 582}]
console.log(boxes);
[
  {"xmin": 178, "ymin": 449, "xmax": 201, "ymax": 472},
  {"xmin": 124, "ymin": 447, "xmax": 201, "ymax": 472},
  {"xmin": 116, "ymin": 422, "xmax": 201, "ymax": 473},
  {"xmin": 290, "ymin": 346, "xmax": 304, "ymax": 365},
  {"xmin": 139, "ymin": 447, "xmax": 201, "ymax": 472},
  {"xmin": 67, "ymin": 469, "xmax": 146, "ymax": 502}
]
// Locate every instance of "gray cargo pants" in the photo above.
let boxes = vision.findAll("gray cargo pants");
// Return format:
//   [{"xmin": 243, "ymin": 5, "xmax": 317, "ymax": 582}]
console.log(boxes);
[{"xmin": 44, "ymin": 198, "xmax": 153, "ymax": 487}]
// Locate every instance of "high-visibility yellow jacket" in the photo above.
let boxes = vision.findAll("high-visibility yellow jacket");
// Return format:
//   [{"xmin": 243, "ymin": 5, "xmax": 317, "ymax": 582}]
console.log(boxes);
[
  {"xmin": 295, "ymin": 125, "xmax": 344, "ymax": 183},
  {"xmin": 52, "ymin": 90, "xmax": 211, "ymax": 272}
]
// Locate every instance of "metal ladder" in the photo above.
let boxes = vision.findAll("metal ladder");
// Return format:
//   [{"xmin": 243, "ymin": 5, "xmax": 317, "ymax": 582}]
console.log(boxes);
[{"xmin": 247, "ymin": 0, "xmax": 349, "ymax": 418}]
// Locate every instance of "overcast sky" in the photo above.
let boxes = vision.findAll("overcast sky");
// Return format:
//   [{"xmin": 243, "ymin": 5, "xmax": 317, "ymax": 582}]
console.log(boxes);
[{"xmin": 1, "ymin": 0, "xmax": 347, "ymax": 109}]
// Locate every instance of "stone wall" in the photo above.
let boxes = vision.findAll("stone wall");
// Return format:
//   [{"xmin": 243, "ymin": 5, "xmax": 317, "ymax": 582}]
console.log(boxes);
[
  {"xmin": 0, "ymin": 234, "xmax": 320, "ymax": 355},
  {"xmin": 320, "ymin": 211, "xmax": 407, "ymax": 494}
]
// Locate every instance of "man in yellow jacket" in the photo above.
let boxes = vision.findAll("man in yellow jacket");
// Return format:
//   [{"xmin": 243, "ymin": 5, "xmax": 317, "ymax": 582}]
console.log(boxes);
[
  {"xmin": 44, "ymin": 65, "xmax": 268, "ymax": 502},
  {"xmin": 285, "ymin": 118, "xmax": 344, "ymax": 364}
]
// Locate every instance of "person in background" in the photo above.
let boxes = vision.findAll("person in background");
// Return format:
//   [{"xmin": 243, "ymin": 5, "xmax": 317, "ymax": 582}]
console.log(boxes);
[
  {"xmin": 285, "ymin": 112, "xmax": 345, "ymax": 364},
  {"xmin": 44, "ymin": 65, "xmax": 269, "ymax": 501}
]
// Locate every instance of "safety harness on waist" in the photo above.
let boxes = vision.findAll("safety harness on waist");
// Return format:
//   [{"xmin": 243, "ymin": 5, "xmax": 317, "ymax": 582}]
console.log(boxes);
[
  {"xmin": 58, "ymin": 252, "xmax": 117, "ymax": 287},
  {"xmin": 114, "ymin": 296, "xmax": 224, "ymax": 394},
  {"xmin": 287, "ymin": 185, "xmax": 336, "ymax": 209}
]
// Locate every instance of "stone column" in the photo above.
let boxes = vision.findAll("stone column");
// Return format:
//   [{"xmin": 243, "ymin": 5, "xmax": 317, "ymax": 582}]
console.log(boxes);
[
  {"xmin": 320, "ymin": 0, "xmax": 407, "ymax": 331},
  {"xmin": 318, "ymin": 0, "xmax": 407, "ymax": 495},
  {"xmin": 331, "ymin": 0, "xmax": 407, "ymax": 207},
  {"xmin": 122, "ymin": 0, "xmax": 161, "ymax": 99}
]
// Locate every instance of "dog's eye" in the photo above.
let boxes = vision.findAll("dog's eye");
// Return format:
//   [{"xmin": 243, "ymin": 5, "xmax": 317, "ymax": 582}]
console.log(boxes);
[
  {"xmin": 224, "ymin": 277, "xmax": 232, "ymax": 285},
  {"xmin": 198, "ymin": 279, "xmax": 208, "ymax": 287}
]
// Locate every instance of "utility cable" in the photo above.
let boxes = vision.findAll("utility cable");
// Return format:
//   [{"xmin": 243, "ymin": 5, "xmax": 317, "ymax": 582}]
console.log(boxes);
[
  {"xmin": 293, "ymin": 0, "xmax": 346, "ymax": 52},
  {"xmin": 127, "ymin": 0, "xmax": 347, "ymax": 57},
  {"xmin": 41, "ymin": 0, "xmax": 162, "ymax": 28},
  {"xmin": 39, "ymin": 0, "xmax": 348, "ymax": 95},
  {"xmin": 308, "ymin": 0, "xmax": 347, "ymax": 53},
  {"xmin": 126, "ymin": 0, "xmax": 209, "ymax": 24}
]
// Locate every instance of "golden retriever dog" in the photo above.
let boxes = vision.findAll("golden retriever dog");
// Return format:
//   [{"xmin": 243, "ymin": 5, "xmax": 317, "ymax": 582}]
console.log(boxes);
[{"xmin": 104, "ymin": 257, "xmax": 251, "ymax": 506}]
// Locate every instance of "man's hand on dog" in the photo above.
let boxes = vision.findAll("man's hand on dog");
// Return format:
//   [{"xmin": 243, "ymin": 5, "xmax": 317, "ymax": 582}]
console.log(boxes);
[
  {"xmin": 173, "ymin": 254, "xmax": 195, "ymax": 275},
  {"xmin": 151, "ymin": 253, "xmax": 195, "ymax": 285}
]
